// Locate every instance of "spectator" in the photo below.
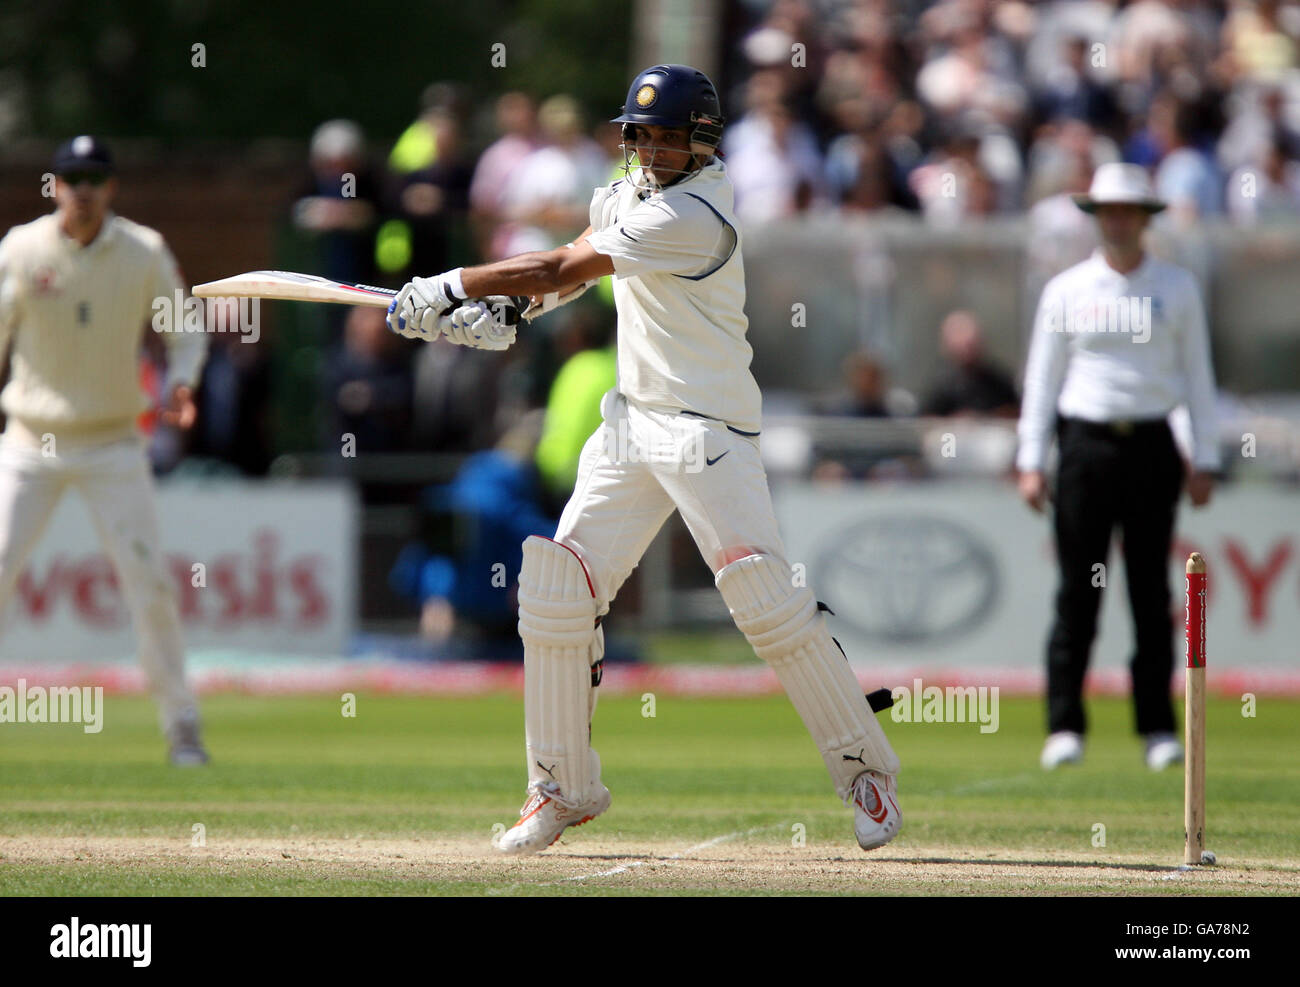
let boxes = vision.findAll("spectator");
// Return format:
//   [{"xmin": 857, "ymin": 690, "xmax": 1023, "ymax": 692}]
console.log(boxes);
[
  {"xmin": 190, "ymin": 298, "xmax": 271, "ymax": 476},
  {"xmin": 388, "ymin": 81, "xmax": 473, "ymax": 176},
  {"xmin": 534, "ymin": 309, "xmax": 616, "ymax": 511},
  {"xmin": 823, "ymin": 95, "xmax": 919, "ymax": 212},
  {"xmin": 738, "ymin": 0, "xmax": 826, "ymax": 128},
  {"xmin": 1217, "ymin": 85, "xmax": 1300, "ymax": 174},
  {"xmin": 291, "ymin": 120, "xmax": 378, "ymax": 285},
  {"xmin": 1032, "ymin": 32, "xmax": 1120, "ymax": 131},
  {"xmin": 813, "ymin": 350, "xmax": 919, "ymax": 481},
  {"xmin": 1219, "ymin": 0, "xmax": 1299, "ymax": 88},
  {"xmin": 1022, "ymin": 0, "xmax": 1120, "ymax": 132},
  {"xmin": 378, "ymin": 107, "xmax": 474, "ymax": 280},
  {"xmin": 411, "ymin": 342, "xmax": 504, "ymax": 454},
  {"xmin": 815, "ymin": 24, "xmax": 912, "ymax": 153},
  {"xmin": 915, "ymin": 16, "xmax": 1027, "ymax": 130},
  {"xmin": 841, "ymin": 135, "xmax": 919, "ymax": 215},
  {"xmin": 909, "ymin": 125, "xmax": 1004, "ymax": 223},
  {"xmin": 1110, "ymin": 0, "xmax": 1207, "ymax": 113},
  {"xmin": 389, "ymin": 413, "xmax": 555, "ymax": 647},
  {"xmin": 1026, "ymin": 118, "xmax": 1117, "ymax": 204},
  {"xmin": 1026, "ymin": 120, "xmax": 1110, "ymax": 279},
  {"xmin": 818, "ymin": 350, "xmax": 893, "ymax": 418},
  {"xmin": 1152, "ymin": 96, "xmax": 1223, "ymax": 222},
  {"xmin": 921, "ymin": 310, "xmax": 1019, "ymax": 418},
  {"xmin": 469, "ymin": 92, "xmax": 542, "ymax": 261},
  {"xmin": 500, "ymin": 95, "xmax": 612, "ymax": 255},
  {"xmin": 1226, "ymin": 134, "xmax": 1300, "ymax": 222},
  {"xmin": 323, "ymin": 306, "xmax": 414, "ymax": 453},
  {"xmin": 725, "ymin": 70, "xmax": 826, "ymax": 222}
]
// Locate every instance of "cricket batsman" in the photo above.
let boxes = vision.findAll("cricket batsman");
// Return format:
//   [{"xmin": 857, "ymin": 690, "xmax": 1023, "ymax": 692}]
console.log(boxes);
[
  {"xmin": 388, "ymin": 65, "xmax": 901, "ymax": 853},
  {"xmin": 0, "ymin": 136, "xmax": 209, "ymax": 764}
]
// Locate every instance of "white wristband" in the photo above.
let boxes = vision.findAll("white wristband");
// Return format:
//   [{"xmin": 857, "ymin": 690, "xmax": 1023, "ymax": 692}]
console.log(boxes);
[{"xmin": 444, "ymin": 267, "xmax": 466, "ymax": 301}]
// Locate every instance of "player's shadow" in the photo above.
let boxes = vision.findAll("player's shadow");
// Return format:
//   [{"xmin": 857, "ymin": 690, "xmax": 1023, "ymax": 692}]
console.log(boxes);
[
  {"xmin": 554, "ymin": 850, "xmax": 1189, "ymax": 875},
  {"xmin": 557, "ymin": 852, "xmax": 656, "ymax": 862},
  {"xmin": 849, "ymin": 855, "xmax": 1178, "ymax": 873}
]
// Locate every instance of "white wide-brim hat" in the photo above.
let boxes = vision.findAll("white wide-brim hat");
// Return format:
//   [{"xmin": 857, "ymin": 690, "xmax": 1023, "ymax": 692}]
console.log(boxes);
[{"xmin": 1072, "ymin": 162, "xmax": 1166, "ymax": 213}]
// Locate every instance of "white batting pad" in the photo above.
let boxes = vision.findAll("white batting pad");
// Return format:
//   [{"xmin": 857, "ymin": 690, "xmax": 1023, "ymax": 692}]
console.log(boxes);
[
  {"xmin": 589, "ymin": 623, "xmax": 605, "ymax": 723},
  {"xmin": 716, "ymin": 553, "xmax": 900, "ymax": 801},
  {"xmin": 518, "ymin": 536, "xmax": 600, "ymax": 805}
]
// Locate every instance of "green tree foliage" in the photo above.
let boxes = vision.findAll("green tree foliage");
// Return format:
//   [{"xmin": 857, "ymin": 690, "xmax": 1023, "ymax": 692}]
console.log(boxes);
[{"xmin": 2, "ymin": 0, "xmax": 632, "ymax": 142}]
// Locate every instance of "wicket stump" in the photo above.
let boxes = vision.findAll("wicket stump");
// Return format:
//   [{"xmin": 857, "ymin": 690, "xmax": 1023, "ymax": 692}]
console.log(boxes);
[{"xmin": 1184, "ymin": 553, "xmax": 1208, "ymax": 865}]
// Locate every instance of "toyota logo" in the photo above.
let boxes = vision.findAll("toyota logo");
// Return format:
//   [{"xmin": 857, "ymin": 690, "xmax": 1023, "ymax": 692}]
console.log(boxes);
[{"xmin": 814, "ymin": 515, "xmax": 999, "ymax": 642}]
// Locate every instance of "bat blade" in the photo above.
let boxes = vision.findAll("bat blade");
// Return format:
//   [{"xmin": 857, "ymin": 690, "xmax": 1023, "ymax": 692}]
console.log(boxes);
[{"xmin": 191, "ymin": 270, "xmax": 397, "ymax": 307}]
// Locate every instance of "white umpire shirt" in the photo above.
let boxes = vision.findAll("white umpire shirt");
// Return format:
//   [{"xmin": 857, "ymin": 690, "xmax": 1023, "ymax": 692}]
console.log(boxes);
[
  {"xmin": 1016, "ymin": 248, "xmax": 1221, "ymax": 473},
  {"xmin": 585, "ymin": 159, "xmax": 762, "ymax": 434}
]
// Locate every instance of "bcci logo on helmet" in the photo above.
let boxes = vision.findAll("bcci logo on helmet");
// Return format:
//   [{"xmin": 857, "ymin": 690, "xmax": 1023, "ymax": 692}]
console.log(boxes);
[{"xmin": 636, "ymin": 84, "xmax": 658, "ymax": 109}]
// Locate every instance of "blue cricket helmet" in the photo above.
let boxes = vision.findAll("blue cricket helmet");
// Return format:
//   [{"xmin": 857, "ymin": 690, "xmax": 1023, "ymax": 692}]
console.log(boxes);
[{"xmin": 612, "ymin": 64, "xmax": 725, "ymax": 155}]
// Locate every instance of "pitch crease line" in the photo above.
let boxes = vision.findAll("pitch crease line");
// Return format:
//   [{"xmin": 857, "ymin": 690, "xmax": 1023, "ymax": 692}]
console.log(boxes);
[{"xmin": 559, "ymin": 825, "xmax": 773, "ymax": 883}]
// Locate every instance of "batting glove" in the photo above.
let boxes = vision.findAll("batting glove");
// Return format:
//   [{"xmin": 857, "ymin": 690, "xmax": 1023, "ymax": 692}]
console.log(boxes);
[
  {"xmin": 386, "ymin": 268, "xmax": 465, "ymax": 340},
  {"xmin": 443, "ymin": 296, "xmax": 520, "ymax": 351}
]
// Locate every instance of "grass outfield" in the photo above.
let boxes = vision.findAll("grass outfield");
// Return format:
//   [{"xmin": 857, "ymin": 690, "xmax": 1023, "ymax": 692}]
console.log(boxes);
[{"xmin": 1, "ymin": 692, "xmax": 1297, "ymax": 896}]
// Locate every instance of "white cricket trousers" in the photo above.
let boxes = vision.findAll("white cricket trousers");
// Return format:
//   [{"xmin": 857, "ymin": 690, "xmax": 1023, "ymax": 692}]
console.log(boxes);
[
  {"xmin": 0, "ymin": 430, "xmax": 196, "ymax": 727},
  {"xmin": 554, "ymin": 389, "xmax": 788, "ymax": 611}
]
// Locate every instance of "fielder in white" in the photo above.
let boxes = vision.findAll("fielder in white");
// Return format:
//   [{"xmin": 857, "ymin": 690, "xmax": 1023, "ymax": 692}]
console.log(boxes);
[
  {"xmin": 0, "ymin": 136, "xmax": 209, "ymax": 764},
  {"xmin": 389, "ymin": 66, "xmax": 901, "ymax": 853}
]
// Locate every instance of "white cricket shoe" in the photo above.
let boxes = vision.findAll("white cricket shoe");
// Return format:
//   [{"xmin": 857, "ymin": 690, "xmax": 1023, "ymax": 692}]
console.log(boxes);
[
  {"xmin": 1144, "ymin": 733, "xmax": 1184, "ymax": 771},
  {"xmin": 1040, "ymin": 731, "xmax": 1083, "ymax": 770},
  {"xmin": 851, "ymin": 770, "xmax": 902, "ymax": 851},
  {"xmin": 166, "ymin": 710, "xmax": 210, "ymax": 767},
  {"xmin": 493, "ymin": 756, "xmax": 611, "ymax": 855}
]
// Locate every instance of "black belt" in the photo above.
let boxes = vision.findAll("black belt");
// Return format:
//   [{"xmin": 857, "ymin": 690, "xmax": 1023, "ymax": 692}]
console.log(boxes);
[
  {"xmin": 1059, "ymin": 415, "xmax": 1169, "ymax": 439},
  {"xmin": 680, "ymin": 409, "xmax": 760, "ymax": 437}
]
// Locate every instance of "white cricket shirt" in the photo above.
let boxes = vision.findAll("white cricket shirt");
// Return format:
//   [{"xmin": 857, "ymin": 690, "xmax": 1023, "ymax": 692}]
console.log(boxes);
[
  {"xmin": 1017, "ymin": 248, "xmax": 1221, "ymax": 472},
  {"xmin": 585, "ymin": 159, "xmax": 762, "ymax": 433},
  {"xmin": 0, "ymin": 212, "xmax": 206, "ymax": 442}
]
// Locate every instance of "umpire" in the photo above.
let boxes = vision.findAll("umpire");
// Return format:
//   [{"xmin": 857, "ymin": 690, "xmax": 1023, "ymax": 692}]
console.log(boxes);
[{"xmin": 1016, "ymin": 163, "xmax": 1220, "ymax": 771}]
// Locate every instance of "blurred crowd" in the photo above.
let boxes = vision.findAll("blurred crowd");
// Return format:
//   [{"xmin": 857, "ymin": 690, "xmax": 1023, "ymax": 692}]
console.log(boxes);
[
  {"xmin": 176, "ymin": 87, "xmax": 623, "ymax": 480},
  {"xmin": 288, "ymin": 86, "xmax": 622, "ymax": 473},
  {"xmin": 723, "ymin": 0, "xmax": 1300, "ymax": 229}
]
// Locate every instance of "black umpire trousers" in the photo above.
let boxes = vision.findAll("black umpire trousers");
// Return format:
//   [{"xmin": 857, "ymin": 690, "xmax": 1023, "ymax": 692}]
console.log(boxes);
[{"xmin": 1046, "ymin": 416, "xmax": 1185, "ymax": 737}]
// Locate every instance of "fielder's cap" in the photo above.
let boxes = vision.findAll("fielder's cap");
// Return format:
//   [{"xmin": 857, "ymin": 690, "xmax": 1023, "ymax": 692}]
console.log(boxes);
[
  {"xmin": 51, "ymin": 135, "xmax": 115, "ymax": 175},
  {"xmin": 1073, "ymin": 162, "xmax": 1165, "ymax": 213}
]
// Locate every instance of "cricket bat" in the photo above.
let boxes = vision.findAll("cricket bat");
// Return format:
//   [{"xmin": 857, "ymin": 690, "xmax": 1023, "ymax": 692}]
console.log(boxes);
[{"xmin": 191, "ymin": 270, "xmax": 528, "ymax": 321}]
